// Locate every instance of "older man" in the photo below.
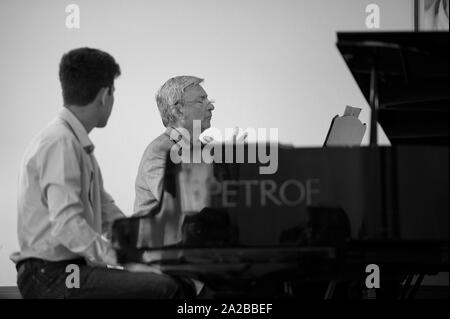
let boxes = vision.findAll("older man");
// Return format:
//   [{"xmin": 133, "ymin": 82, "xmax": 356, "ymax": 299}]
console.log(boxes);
[{"xmin": 133, "ymin": 76, "xmax": 215, "ymax": 246}]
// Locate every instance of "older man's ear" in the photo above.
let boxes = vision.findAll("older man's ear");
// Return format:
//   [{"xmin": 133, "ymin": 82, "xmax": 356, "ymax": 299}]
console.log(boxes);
[{"xmin": 169, "ymin": 104, "xmax": 183, "ymax": 123}]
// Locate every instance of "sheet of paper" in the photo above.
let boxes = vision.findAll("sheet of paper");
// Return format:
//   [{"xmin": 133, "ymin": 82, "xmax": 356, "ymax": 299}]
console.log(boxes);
[
  {"xmin": 325, "ymin": 106, "xmax": 366, "ymax": 147},
  {"xmin": 343, "ymin": 105, "xmax": 361, "ymax": 117}
]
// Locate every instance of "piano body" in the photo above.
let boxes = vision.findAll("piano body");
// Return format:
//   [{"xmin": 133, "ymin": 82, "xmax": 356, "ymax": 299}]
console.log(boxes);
[{"xmin": 112, "ymin": 32, "xmax": 449, "ymax": 299}]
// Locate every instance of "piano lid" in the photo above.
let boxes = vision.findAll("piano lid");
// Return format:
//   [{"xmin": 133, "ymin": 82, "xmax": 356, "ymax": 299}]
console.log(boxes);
[{"xmin": 336, "ymin": 32, "xmax": 449, "ymax": 145}]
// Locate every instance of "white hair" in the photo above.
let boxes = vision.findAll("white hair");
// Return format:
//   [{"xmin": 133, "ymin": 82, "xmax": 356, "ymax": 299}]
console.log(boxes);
[{"xmin": 156, "ymin": 75, "xmax": 204, "ymax": 126}]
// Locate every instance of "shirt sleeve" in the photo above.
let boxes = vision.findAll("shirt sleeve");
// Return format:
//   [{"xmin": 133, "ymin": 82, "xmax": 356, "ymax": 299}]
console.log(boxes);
[
  {"xmin": 98, "ymin": 169, "xmax": 126, "ymax": 239},
  {"xmin": 134, "ymin": 138, "xmax": 174, "ymax": 217},
  {"xmin": 38, "ymin": 137, "xmax": 117, "ymax": 266},
  {"xmin": 146, "ymin": 149, "xmax": 168, "ymax": 201}
]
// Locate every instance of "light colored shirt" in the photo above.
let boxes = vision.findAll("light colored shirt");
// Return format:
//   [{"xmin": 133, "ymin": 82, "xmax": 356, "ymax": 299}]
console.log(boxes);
[
  {"xmin": 133, "ymin": 126, "xmax": 200, "ymax": 247},
  {"xmin": 134, "ymin": 127, "xmax": 176, "ymax": 217},
  {"xmin": 133, "ymin": 127, "xmax": 180, "ymax": 248},
  {"xmin": 133, "ymin": 127, "xmax": 205, "ymax": 293},
  {"xmin": 10, "ymin": 108, "xmax": 125, "ymax": 266},
  {"xmin": 134, "ymin": 126, "xmax": 196, "ymax": 217}
]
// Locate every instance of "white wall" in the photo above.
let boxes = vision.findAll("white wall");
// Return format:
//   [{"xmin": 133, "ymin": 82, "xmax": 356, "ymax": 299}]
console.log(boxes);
[{"xmin": 0, "ymin": 0, "xmax": 414, "ymax": 286}]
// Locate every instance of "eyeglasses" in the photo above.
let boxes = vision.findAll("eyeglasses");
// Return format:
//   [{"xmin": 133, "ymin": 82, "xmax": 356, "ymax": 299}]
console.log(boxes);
[{"xmin": 176, "ymin": 97, "xmax": 215, "ymax": 107}]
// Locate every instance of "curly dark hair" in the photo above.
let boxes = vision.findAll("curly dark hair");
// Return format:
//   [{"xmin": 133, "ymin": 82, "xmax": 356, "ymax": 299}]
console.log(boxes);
[{"xmin": 59, "ymin": 47, "xmax": 121, "ymax": 106}]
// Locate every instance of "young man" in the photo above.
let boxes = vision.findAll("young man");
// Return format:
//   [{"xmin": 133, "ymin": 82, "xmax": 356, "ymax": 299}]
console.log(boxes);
[{"xmin": 11, "ymin": 48, "xmax": 190, "ymax": 299}]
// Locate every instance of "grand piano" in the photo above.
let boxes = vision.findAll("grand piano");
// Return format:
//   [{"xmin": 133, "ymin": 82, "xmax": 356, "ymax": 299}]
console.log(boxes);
[{"xmin": 112, "ymin": 32, "xmax": 449, "ymax": 299}]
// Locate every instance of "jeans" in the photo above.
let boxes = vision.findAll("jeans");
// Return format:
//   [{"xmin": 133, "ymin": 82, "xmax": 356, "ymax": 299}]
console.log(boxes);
[{"xmin": 16, "ymin": 258, "xmax": 193, "ymax": 299}]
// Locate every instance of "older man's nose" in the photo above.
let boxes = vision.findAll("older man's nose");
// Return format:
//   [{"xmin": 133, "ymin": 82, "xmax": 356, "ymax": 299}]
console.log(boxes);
[{"xmin": 208, "ymin": 103, "xmax": 215, "ymax": 110}]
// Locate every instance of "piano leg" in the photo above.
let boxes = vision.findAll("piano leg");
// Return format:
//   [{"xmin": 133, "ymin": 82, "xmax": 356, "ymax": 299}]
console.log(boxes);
[
  {"xmin": 283, "ymin": 281, "xmax": 294, "ymax": 296},
  {"xmin": 324, "ymin": 280, "xmax": 337, "ymax": 299},
  {"xmin": 402, "ymin": 273, "xmax": 425, "ymax": 300},
  {"xmin": 399, "ymin": 273, "xmax": 415, "ymax": 299}
]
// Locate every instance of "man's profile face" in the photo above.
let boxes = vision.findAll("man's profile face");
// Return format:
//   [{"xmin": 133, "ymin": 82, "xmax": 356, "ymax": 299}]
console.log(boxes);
[
  {"xmin": 180, "ymin": 84, "xmax": 214, "ymax": 133},
  {"xmin": 97, "ymin": 86, "xmax": 115, "ymax": 128}
]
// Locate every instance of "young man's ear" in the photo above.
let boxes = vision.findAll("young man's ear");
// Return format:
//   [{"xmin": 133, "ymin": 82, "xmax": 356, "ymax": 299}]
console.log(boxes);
[
  {"xmin": 100, "ymin": 87, "xmax": 109, "ymax": 106},
  {"xmin": 93, "ymin": 87, "xmax": 109, "ymax": 108}
]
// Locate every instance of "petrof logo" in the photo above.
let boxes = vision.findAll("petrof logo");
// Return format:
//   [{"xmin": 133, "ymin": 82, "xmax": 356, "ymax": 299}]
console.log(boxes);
[{"xmin": 210, "ymin": 178, "xmax": 320, "ymax": 208}]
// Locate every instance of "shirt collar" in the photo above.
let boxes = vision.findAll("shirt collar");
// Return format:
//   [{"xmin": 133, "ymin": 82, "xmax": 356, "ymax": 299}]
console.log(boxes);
[
  {"xmin": 164, "ymin": 126, "xmax": 191, "ymax": 145},
  {"xmin": 58, "ymin": 108, "xmax": 95, "ymax": 154},
  {"xmin": 164, "ymin": 126, "xmax": 207, "ymax": 151}
]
